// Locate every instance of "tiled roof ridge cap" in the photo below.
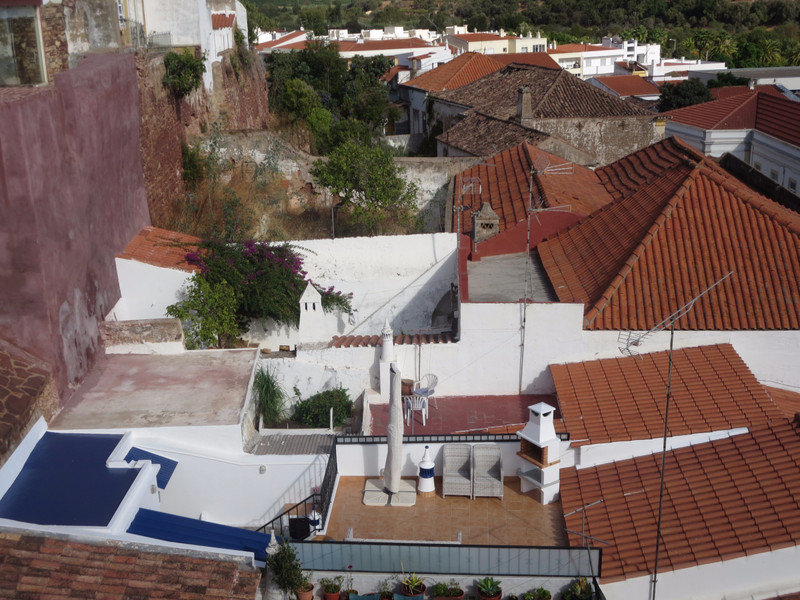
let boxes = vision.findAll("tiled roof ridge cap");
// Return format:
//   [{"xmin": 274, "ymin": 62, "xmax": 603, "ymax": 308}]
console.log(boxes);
[
  {"xmin": 530, "ymin": 68, "xmax": 568, "ymax": 113},
  {"xmin": 584, "ymin": 162, "xmax": 703, "ymax": 326}
]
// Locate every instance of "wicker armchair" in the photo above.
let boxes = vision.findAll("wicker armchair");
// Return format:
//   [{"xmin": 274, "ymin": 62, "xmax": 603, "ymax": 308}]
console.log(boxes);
[
  {"xmin": 471, "ymin": 444, "xmax": 503, "ymax": 500},
  {"xmin": 442, "ymin": 444, "xmax": 472, "ymax": 498}
]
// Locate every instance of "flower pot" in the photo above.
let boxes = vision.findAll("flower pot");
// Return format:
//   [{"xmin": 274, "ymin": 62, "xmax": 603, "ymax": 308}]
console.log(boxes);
[
  {"xmin": 343, "ymin": 590, "xmax": 359, "ymax": 600},
  {"xmin": 402, "ymin": 584, "xmax": 426, "ymax": 599},
  {"xmin": 297, "ymin": 584, "xmax": 314, "ymax": 600},
  {"xmin": 324, "ymin": 592, "xmax": 341, "ymax": 600},
  {"xmin": 478, "ymin": 593, "xmax": 501, "ymax": 600}
]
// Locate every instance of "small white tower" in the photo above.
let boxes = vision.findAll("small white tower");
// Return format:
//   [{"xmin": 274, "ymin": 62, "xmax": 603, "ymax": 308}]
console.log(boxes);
[
  {"xmin": 298, "ymin": 282, "xmax": 324, "ymax": 344},
  {"xmin": 516, "ymin": 402, "xmax": 561, "ymax": 504},
  {"xmin": 379, "ymin": 318, "xmax": 395, "ymax": 400}
]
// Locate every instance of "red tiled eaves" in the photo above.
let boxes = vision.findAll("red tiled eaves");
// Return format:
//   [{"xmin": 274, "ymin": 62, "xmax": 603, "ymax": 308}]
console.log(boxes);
[
  {"xmin": 329, "ymin": 332, "xmax": 455, "ymax": 348},
  {"xmin": 547, "ymin": 43, "xmax": 608, "ymax": 54},
  {"xmin": 666, "ymin": 91, "xmax": 759, "ymax": 130},
  {"xmin": 764, "ymin": 385, "xmax": 800, "ymax": 420},
  {"xmin": 560, "ymin": 417, "xmax": 800, "ymax": 583},
  {"xmin": 0, "ymin": 532, "xmax": 262, "ymax": 598},
  {"xmin": 211, "ymin": 13, "xmax": 235, "ymax": 30},
  {"xmin": 405, "ymin": 52, "xmax": 504, "ymax": 92},
  {"xmin": 117, "ymin": 226, "xmax": 201, "ymax": 273},
  {"xmin": 552, "ymin": 343, "xmax": 782, "ymax": 446},
  {"xmin": 490, "ymin": 53, "xmax": 560, "ymax": 69}
]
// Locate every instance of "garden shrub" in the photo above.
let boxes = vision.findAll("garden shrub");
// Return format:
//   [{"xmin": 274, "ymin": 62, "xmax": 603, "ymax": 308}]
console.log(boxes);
[
  {"xmin": 254, "ymin": 366, "xmax": 286, "ymax": 427},
  {"xmin": 163, "ymin": 50, "xmax": 205, "ymax": 98},
  {"xmin": 292, "ymin": 387, "xmax": 352, "ymax": 427}
]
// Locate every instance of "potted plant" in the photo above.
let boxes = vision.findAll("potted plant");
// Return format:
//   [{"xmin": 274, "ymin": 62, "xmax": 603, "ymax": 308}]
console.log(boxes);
[
  {"xmin": 265, "ymin": 541, "xmax": 313, "ymax": 600},
  {"xmin": 533, "ymin": 588, "xmax": 551, "ymax": 600},
  {"xmin": 521, "ymin": 592, "xmax": 535, "ymax": 600},
  {"xmin": 432, "ymin": 579, "xmax": 464, "ymax": 600},
  {"xmin": 476, "ymin": 577, "xmax": 501, "ymax": 600},
  {"xmin": 562, "ymin": 577, "xmax": 592, "ymax": 600},
  {"xmin": 379, "ymin": 576, "xmax": 396, "ymax": 600},
  {"xmin": 401, "ymin": 572, "xmax": 426, "ymax": 598},
  {"xmin": 321, "ymin": 576, "xmax": 344, "ymax": 600},
  {"xmin": 342, "ymin": 565, "xmax": 358, "ymax": 600}
]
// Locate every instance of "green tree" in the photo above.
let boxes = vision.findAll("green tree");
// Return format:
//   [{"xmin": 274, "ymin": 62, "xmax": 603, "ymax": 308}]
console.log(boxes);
[
  {"xmin": 163, "ymin": 50, "xmax": 205, "ymax": 98},
  {"xmin": 283, "ymin": 78, "xmax": 322, "ymax": 121},
  {"xmin": 657, "ymin": 78, "xmax": 713, "ymax": 111},
  {"xmin": 311, "ymin": 140, "xmax": 418, "ymax": 233},
  {"xmin": 166, "ymin": 275, "xmax": 241, "ymax": 349}
]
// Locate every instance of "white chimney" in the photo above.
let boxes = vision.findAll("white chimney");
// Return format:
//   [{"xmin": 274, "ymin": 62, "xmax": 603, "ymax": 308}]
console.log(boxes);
[
  {"xmin": 298, "ymin": 283, "xmax": 324, "ymax": 344},
  {"xmin": 517, "ymin": 402, "xmax": 561, "ymax": 504}
]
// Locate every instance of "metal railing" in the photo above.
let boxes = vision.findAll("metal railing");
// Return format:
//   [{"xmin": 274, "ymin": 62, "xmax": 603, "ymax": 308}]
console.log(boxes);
[
  {"xmin": 293, "ymin": 540, "xmax": 602, "ymax": 577},
  {"xmin": 257, "ymin": 441, "xmax": 338, "ymax": 538}
]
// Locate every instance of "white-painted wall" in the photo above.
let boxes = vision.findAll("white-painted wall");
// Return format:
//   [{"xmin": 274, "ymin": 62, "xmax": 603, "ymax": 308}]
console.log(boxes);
[
  {"xmin": 602, "ymin": 543, "xmax": 800, "ymax": 600},
  {"xmin": 750, "ymin": 129, "xmax": 800, "ymax": 190},
  {"xmin": 111, "ymin": 258, "xmax": 192, "ymax": 321},
  {"xmin": 336, "ymin": 440, "xmax": 520, "ymax": 477}
]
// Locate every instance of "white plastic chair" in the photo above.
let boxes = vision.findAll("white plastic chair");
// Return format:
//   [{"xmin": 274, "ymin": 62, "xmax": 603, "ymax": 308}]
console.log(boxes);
[
  {"xmin": 404, "ymin": 395, "xmax": 428, "ymax": 426},
  {"xmin": 413, "ymin": 374, "xmax": 438, "ymax": 410}
]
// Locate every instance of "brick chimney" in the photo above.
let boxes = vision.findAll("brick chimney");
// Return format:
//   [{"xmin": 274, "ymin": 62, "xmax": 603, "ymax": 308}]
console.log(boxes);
[{"xmin": 472, "ymin": 202, "xmax": 500, "ymax": 244}]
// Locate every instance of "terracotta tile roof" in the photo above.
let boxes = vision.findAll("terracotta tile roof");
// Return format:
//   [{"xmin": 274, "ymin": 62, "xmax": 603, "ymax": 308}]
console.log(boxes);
[
  {"xmin": 547, "ymin": 43, "xmax": 609, "ymax": 54},
  {"xmin": 560, "ymin": 416, "xmax": 800, "ymax": 582},
  {"xmin": 0, "ymin": 531, "xmax": 261, "ymax": 598},
  {"xmin": 709, "ymin": 84, "xmax": 784, "ymax": 100},
  {"xmin": 764, "ymin": 385, "xmax": 800, "ymax": 420},
  {"xmin": 328, "ymin": 332, "xmax": 454, "ymax": 348},
  {"xmin": 666, "ymin": 90, "xmax": 760, "ymax": 130},
  {"xmin": 754, "ymin": 91, "xmax": 800, "ymax": 147},
  {"xmin": 489, "ymin": 53, "xmax": 560, "ymax": 69},
  {"xmin": 436, "ymin": 110, "xmax": 549, "ymax": 157},
  {"xmin": 337, "ymin": 38, "xmax": 431, "ymax": 52},
  {"xmin": 451, "ymin": 141, "xmax": 613, "ymax": 235},
  {"xmin": 433, "ymin": 64, "xmax": 654, "ymax": 119},
  {"xmin": 551, "ymin": 343, "xmax": 782, "ymax": 446},
  {"xmin": 593, "ymin": 75, "xmax": 661, "ymax": 98},
  {"xmin": 381, "ymin": 64, "xmax": 409, "ymax": 82},
  {"xmin": 538, "ymin": 136, "xmax": 800, "ymax": 331},
  {"xmin": 117, "ymin": 226, "xmax": 201, "ymax": 272},
  {"xmin": 211, "ymin": 13, "xmax": 235, "ymax": 30},
  {"xmin": 404, "ymin": 52, "xmax": 504, "ymax": 91}
]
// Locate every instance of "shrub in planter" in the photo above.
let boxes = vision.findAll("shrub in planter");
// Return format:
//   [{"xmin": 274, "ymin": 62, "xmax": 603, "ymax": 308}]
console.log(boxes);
[
  {"xmin": 265, "ymin": 541, "xmax": 310, "ymax": 600},
  {"xmin": 533, "ymin": 588, "xmax": 551, "ymax": 600},
  {"xmin": 292, "ymin": 387, "xmax": 352, "ymax": 428},
  {"xmin": 432, "ymin": 580, "xmax": 463, "ymax": 600},
  {"xmin": 379, "ymin": 576, "xmax": 396, "ymax": 600},
  {"xmin": 476, "ymin": 577, "xmax": 501, "ymax": 600},
  {"xmin": 401, "ymin": 573, "xmax": 426, "ymax": 597},
  {"xmin": 562, "ymin": 577, "xmax": 592, "ymax": 600},
  {"xmin": 320, "ymin": 576, "xmax": 344, "ymax": 600}
]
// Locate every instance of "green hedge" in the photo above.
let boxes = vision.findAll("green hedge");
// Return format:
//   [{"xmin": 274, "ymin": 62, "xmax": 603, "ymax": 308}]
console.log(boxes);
[{"xmin": 292, "ymin": 387, "xmax": 351, "ymax": 428}]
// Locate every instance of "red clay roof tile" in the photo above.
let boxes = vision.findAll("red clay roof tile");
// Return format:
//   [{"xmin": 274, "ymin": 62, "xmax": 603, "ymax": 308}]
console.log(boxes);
[
  {"xmin": 592, "ymin": 75, "xmax": 661, "ymax": 98},
  {"xmin": 561, "ymin": 417, "xmax": 800, "ymax": 582},
  {"xmin": 404, "ymin": 52, "xmax": 505, "ymax": 92},
  {"xmin": 552, "ymin": 344, "xmax": 782, "ymax": 446},
  {"xmin": 117, "ymin": 226, "xmax": 201, "ymax": 272},
  {"xmin": 538, "ymin": 137, "xmax": 800, "ymax": 331},
  {"xmin": 211, "ymin": 13, "xmax": 235, "ymax": 30},
  {"xmin": 329, "ymin": 332, "xmax": 454, "ymax": 348},
  {"xmin": 0, "ymin": 532, "xmax": 261, "ymax": 598}
]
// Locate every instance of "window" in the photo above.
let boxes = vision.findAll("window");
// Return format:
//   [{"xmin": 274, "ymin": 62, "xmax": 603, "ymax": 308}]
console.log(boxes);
[
  {"xmin": 789, "ymin": 178, "xmax": 797, "ymax": 193},
  {"xmin": 770, "ymin": 169, "xmax": 779, "ymax": 181},
  {"xmin": 0, "ymin": 6, "xmax": 46, "ymax": 86},
  {"xmin": 754, "ymin": 161, "xmax": 762, "ymax": 172},
  {"xmin": 520, "ymin": 46, "xmax": 528, "ymax": 53}
]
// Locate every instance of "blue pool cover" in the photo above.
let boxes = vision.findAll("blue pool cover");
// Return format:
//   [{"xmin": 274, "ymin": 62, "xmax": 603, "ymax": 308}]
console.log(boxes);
[
  {"xmin": 0, "ymin": 432, "xmax": 138, "ymax": 526},
  {"xmin": 124, "ymin": 447, "xmax": 178, "ymax": 489},
  {"xmin": 128, "ymin": 508, "xmax": 273, "ymax": 561}
]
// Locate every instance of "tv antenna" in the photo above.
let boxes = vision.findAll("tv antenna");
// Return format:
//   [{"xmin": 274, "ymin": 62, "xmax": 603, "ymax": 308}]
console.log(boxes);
[
  {"xmin": 615, "ymin": 271, "xmax": 735, "ymax": 600},
  {"xmin": 563, "ymin": 499, "xmax": 609, "ymax": 585},
  {"xmin": 527, "ymin": 153, "xmax": 574, "ymax": 214},
  {"xmin": 618, "ymin": 271, "xmax": 734, "ymax": 356}
]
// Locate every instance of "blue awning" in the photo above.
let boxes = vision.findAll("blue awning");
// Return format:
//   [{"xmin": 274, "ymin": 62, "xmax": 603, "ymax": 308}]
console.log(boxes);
[
  {"xmin": 124, "ymin": 447, "xmax": 178, "ymax": 489},
  {"xmin": 128, "ymin": 508, "xmax": 273, "ymax": 561}
]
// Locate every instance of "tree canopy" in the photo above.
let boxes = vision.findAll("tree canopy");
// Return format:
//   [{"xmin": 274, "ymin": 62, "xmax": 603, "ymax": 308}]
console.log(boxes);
[{"xmin": 657, "ymin": 78, "xmax": 713, "ymax": 112}]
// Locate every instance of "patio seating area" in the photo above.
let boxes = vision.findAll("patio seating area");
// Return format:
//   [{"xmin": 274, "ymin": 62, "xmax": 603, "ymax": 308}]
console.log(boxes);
[{"xmin": 322, "ymin": 476, "xmax": 567, "ymax": 546}]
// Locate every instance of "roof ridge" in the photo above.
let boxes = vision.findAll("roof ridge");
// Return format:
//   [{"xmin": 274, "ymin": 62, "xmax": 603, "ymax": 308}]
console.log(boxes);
[
  {"xmin": 712, "ymin": 92, "xmax": 759, "ymax": 129},
  {"xmin": 532, "ymin": 68, "xmax": 567, "ymax": 113},
  {"xmin": 584, "ymin": 163, "xmax": 703, "ymax": 326}
]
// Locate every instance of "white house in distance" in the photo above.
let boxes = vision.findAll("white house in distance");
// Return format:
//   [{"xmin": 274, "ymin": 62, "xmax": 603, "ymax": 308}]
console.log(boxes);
[
  {"xmin": 445, "ymin": 26, "xmax": 547, "ymax": 55},
  {"xmin": 665, "ymin": 88, "xmax": 800, "ymax": 194}
]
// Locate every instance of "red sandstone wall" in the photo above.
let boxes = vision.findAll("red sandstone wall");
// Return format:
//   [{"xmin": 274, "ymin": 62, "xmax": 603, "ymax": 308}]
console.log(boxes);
[
  {"xmin": 0, "ymin": 53, "xmax": 150, "ymax": 398},
  {"xmin": 137, "ymin": 49, "xmax": 269, "ymax": 227}
]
